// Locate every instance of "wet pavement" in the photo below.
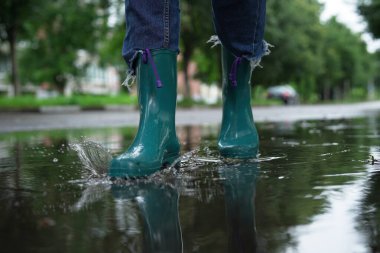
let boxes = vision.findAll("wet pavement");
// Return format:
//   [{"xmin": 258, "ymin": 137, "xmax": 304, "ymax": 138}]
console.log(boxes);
[
  {"xmin": 1, "ymin": 101, "xmax": 380, "ymax": 132},
  {"xmin": 1, "ymin": 111, "xmax": 380, "ymax": 252}
]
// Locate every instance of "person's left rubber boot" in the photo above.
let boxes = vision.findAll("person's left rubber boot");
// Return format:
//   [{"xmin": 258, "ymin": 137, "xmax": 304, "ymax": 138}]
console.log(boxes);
[
  {"xmin": 218, "ymin": 46, "xmax": 259, "ymax": 158},
  {"xmin": 109, "ymin": 49, "xmax": 180, "ymax": 178}
]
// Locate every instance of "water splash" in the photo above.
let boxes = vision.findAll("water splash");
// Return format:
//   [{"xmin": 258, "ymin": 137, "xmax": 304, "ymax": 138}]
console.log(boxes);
[
  {"xmin": 69, "ymin": 140, "xmax": 285, "ymax": 181},
  {"xmin": 68, "ymin": 140, "xmax": 113, "ymax": 212},
  {"xmin": 69, "ymin": 140, "xmax": 112, "ymax": 177}
]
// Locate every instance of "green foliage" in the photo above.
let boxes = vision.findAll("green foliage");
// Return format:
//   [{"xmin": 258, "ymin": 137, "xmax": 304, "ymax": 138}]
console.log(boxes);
[
  {"xmin": 180, "ymin": 0, "xmax": 220, "ymax": 85},
  {"xmin": 0, "ymin": 0, "xmax": 45, "ymax": 95},
  {"xmin": 257, "ymin": 0, "xmax": 324, "ymax": 87},
  {"xmin": 0, "ymin": 0, "xmax": 40, "ymax": 42},
  {"xmin": 98, "ymin": 0, "xmax": 125, "ymax": 75},
  {"xmin": 316, "ymin": 18, "xmax": 376, "ymax": 100},
  {"xmin": 19, "ymin": 0, "xmax": 111, "ymax": 91},
  {"xmin": 255, "ymin": 0, "xmax": 376, "ymax": 101},
  {"xmin": 359, "ymin": 0, "xmax": 380, "ymax": 38}
]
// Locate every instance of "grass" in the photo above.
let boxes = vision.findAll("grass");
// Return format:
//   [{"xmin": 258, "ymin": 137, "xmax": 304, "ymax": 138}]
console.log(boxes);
[{"xmin": 0, "ymin": 94, "xmax": 282, "ymax": 111}]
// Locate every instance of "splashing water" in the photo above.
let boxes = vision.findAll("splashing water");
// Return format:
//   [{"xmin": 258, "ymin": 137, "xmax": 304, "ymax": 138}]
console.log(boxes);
[
  {"xmin": 69, "ymin": 139, "xmax": 285, "ymax": 181},
  {"xmin": 69, "ymin": 140, "xmax": 112, "ymax": 177}
]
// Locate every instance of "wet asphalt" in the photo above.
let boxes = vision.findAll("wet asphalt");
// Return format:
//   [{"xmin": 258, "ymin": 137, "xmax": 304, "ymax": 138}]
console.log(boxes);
[{"xmin": 0, "ymin": 101, "xmax": 379, "ymax": 133}]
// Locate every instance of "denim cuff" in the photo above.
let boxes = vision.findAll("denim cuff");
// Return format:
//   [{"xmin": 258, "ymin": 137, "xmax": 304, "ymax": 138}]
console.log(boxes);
[
  {"xmin": 207, "ymin": 35, "xmax": 273, "ymax": 70},
  {"xmin": 121, "ymin": 48, "xmax": 179, "ymax": 89}
]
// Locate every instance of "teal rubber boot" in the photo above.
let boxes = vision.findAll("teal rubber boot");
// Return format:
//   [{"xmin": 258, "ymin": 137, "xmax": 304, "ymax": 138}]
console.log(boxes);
[
  {"xmin": 218, "ymin": 47, "xmax": 259, "ymax": 158},
  {"xmin": 109, "ymin": 49, "xmax": 180, "ymax": 178}
]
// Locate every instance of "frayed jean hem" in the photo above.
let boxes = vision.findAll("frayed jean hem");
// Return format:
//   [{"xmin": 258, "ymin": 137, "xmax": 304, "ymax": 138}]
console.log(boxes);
[
  {"xmin": 207, "ymin": 35, "xmax": 273, "ymax": 70},
  {"xmin": 121, "ymin": 48, "xmax": 179, "ymax": 89}
]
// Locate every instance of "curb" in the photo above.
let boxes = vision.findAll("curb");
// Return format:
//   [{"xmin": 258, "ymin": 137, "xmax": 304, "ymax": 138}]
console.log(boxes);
[{"xmin": 39, "ymin": 106, "xmax": 81, "ymax": 113}]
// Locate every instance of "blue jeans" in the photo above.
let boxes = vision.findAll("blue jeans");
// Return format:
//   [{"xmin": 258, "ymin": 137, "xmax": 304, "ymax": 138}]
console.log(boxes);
[{"xmin": 122, "ymin": 0, "xmax": 269, "ymax": 74}]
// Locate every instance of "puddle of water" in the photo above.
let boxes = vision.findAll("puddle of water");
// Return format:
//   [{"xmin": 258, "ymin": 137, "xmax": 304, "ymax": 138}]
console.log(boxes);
[{"xmin": 0, "ymin": 116, "xmax": 380, "ymax": 252}]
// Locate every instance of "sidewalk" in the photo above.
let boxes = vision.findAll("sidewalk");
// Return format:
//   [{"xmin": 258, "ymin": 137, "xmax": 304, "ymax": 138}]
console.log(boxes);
[{"xmin": 0, "ymin": 101, "xmax": 379, "ymax": 133}]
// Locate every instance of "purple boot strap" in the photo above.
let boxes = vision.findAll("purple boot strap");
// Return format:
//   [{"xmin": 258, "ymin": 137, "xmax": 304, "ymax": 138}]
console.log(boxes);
[
  {"xmin": 142, "ymin": 49, "xmax": 163, "ymax": 88},
  {"xmin": 229, "ymin": 56, "xmax": 243, "ymax": 88}
]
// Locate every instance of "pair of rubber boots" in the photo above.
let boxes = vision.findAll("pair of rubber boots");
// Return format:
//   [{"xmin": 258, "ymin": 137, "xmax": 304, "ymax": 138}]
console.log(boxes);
[{"xmin": 109, "ymin": 47, "xmax": 259, "ymax": 178}]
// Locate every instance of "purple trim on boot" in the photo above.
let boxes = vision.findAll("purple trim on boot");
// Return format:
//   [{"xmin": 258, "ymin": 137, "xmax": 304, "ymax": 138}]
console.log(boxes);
[
  {"xmin": 142, "ymin": 49, "xmax": 163, "ymax": 88},
  {"xmin": 229, "ymin": 57, "xmax": 242, "ymax": 88}
]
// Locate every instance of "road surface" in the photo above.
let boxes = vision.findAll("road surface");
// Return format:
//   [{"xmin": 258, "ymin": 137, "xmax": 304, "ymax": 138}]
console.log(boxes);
[{"xmin": 0, "ymin": 101, "xmax": 379, "ymax": 133}]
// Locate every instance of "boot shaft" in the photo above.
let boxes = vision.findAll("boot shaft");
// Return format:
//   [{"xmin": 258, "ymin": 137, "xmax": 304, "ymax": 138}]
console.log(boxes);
[
  {"xmin": 136, "ymin": 49, "xmax": 178, "ymax": 124},
  {"xmin": 220, "ymin": 47, "xmax": 255, "ymax": 126},
  {"xmin": 221, "ymin": 47, "xmax": 253, "ymax": 106},
  {"xmin": 218, "ymin": 47, "xmax": 259, "ymax": 158}
]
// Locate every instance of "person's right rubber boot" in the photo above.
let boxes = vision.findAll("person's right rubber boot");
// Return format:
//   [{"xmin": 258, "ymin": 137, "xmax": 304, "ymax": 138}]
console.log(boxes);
[
  {"xmin": 218, "ymin": 46, "xmax": 259, "ymax": 158},
  {"xmin": 109, "ymin": 49, "xmax": 180, "ymax": 178}
]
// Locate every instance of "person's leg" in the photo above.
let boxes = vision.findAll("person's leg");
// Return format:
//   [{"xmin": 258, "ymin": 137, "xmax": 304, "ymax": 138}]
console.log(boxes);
[
  {"xmin": 122, "ymin": 0, "xmax": 180, "ymax": 75},
  {"xmin": 109, "ymin": 0, "xmax": 181, "ymax": 178},
  {"xmin": 211, "ymin": 0, "xmax": 269, "ymax": 64},
  {"xmin": 211, "ymin": 0, "xmax": 270, "ymax": 158}
]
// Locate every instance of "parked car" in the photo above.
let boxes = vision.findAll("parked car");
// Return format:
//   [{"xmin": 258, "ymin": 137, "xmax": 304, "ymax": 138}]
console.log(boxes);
[{"xmin": 267, "ymin": 85, "xmax": 299, "ymax": 105}]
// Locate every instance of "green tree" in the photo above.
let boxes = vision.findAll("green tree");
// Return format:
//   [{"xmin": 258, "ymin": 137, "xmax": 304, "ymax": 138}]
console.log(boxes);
[
  {"xmin": 255, "ymin": 0, "xmax": 324, "ymax": 100},
  {"xmin": 253, "ymin": 0, "xmax": 375, "ymax": 102},
  {"xmin": 19, "ymin": 0, "xmax": 110, "ymax": 92},
  {"xmin": 317, "ymin": 18, "xmax": 375, "ymax": 100},
  {"xmin": 0, "ymin": 0, "xmax": 43, "ymax": 96},
  {"xmin": 359, "ymin": 0, "xmax": 380, "ymax": 38},
  {"xmin": 180, "ymin": 0, "xmax": 216, "ymax": 98}
]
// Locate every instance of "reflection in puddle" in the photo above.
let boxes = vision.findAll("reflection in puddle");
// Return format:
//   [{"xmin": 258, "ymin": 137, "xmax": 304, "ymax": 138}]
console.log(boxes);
[
  {"xmin": 285, "ymin": 169, "xmax": 368, "ymax": 253},
  {"xmin": 71, "ymin": 183, "xmax": 111, "ymax": 211},
  {"xmin": 71, "ymin": 161, "xmax": 261, "ymax": 252},
  {"xmin": 112, "ymin": 182, "xmax": 183, "ymax": 252},
  {"xmin": 220, "ymin": 162, "xmax": 260, "ymax": 252}
]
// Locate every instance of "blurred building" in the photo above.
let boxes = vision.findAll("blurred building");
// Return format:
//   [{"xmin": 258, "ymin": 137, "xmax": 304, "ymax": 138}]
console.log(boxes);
[
  {"xmin": 177, "ymin": 60, "xmax": 221, "ymax": 105},
  {"xmin": 64, "ymin": 50, "xmax": 120, "ymax": 97},
  {"xmin": 0, "ymin": 47, "xmax": 120, "ymax": 97}
]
